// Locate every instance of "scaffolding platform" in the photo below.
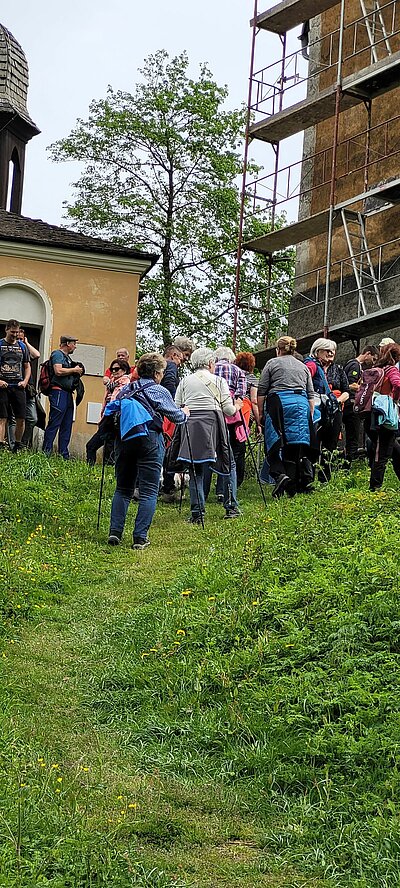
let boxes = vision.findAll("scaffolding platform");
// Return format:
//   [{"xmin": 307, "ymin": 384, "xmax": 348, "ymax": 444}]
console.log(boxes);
[
  {"xmin": 250, "ymin": 49, "xmax": 400, "ymax": 143},
  {"xmin": 245, "ymin": 176, "xmax": 400, "ymax": 254},
  {"xmin": 253, "ymin": 0, "xmax": 340, "ymax": 36}
]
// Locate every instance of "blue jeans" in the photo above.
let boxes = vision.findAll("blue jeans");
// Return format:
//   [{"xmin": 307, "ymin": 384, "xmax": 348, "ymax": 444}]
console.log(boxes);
[
  {"xmin": 192, "ymin": 456, "xmax": 238, "ymax": 516},
  {"xmin": 43, "ymin": 389, "xmax": 74, "ymax": 459},
  {"xmin": 110, "ymin": 430, "xmax": 164, "ymax": 541}
]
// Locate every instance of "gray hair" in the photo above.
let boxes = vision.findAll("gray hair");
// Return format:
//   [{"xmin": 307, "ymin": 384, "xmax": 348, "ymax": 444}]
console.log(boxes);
[
  {"xmin": 215, "ymin": 346, "xmax": 236, "ymax": 362},
  {"xmin": 173, "ymin": 336, "xmax": 194, "ymax": 354},
  {"xmin": 310, "ymin": 338, "xmax": 337, "ymax": 357},
  {"xmin": 190, "ymin": 347, "xmax": 216, "ymax": 370}
]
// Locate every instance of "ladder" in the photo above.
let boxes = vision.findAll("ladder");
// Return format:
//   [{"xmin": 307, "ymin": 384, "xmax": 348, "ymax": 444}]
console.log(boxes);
[
  {"xmin": 359, "ymin": 0, "xmax": 393, "ymax": 64},
  {"xmin": 340, "ymin": 209, "xmax": 382, "ymax": 316}
]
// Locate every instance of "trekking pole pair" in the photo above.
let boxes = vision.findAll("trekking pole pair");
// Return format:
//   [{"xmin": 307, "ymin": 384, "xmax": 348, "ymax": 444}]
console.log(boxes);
[{"xmin": 239, "ymin": 409, "xmax": 268, "ymax": 508}]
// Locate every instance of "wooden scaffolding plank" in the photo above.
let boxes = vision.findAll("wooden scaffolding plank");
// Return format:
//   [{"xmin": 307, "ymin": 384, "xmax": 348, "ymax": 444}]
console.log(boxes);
[
  {"xmin": 244, "ymin": 209, "xmax": 340, "ymax": 253},
  {"xmin": 253, "ymin": 0, "xmax": 340, "ymax": 35}
]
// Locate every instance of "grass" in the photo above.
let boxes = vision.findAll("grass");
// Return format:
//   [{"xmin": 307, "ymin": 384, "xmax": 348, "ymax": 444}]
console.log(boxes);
[{"xmin": 0, "ymin": 448, "xmax": 399, "ymax": 886}]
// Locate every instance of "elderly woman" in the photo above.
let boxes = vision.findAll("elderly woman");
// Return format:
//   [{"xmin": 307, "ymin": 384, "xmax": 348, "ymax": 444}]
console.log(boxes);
[
  {"xmin": 172, "ymin": 347, "xmax": 243, "ymax": 522},
  {"xmin": 108, "ymin": 353, "xmax": 189, "ymax": 550},
  {"xmin": 304, "ymin": 338, "xmax": 349, "ymax": 480},
  {"xmin": 363, "ymin": 343, "xmax": 400, "ymax": 491},
  {"xmin": 257, "ymin": 336, "xmax": 316, "ymax": 498}
]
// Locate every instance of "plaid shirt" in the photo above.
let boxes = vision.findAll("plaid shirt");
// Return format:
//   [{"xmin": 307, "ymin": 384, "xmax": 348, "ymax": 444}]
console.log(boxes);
[{"xmin": 214, "ymin": 360, "xmax": 246, "ymax": 399}]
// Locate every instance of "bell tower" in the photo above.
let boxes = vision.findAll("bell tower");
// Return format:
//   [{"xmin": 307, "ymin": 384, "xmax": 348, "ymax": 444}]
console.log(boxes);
[{"xmin": 0, "ymin": 24, "xmax": 40, "ymax": 213}]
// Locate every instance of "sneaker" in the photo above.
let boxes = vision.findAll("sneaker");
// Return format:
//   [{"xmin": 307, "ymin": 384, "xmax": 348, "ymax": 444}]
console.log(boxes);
[
  {"xmin": 216, "ymin": 494, "xmax": 224, "ymax": 504},
  {"xmin": 272, "ymin": 474, "xmax": 290, "ymax": 499},
  {"xmin": 132, "ymin": 538, "xmax": 150, "ymax": 550},
  {"xmin": 160, "ymin": 492, "xmax": 176, "ymax": 503},
  {"xmin": 108, "ymin": 532, "xmax": 122, "ymax": 546},
  {"xmin": 224, "ymin": 508, "xmax": 241, "ymax": 519}
]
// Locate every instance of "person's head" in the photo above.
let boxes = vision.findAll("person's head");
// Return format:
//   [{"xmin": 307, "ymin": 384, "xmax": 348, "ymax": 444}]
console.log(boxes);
[
  {"xmin": 310, "ymin": 337, "xmax": 337, "ymax": 367},
  {"xmin": 18, "ymin": 327, "xmax": 26, "ymax": 342},
  {"xmin": 172, "ymin": 336, "xmax": 194, "ymax": 363},
  {"xmin": 136, "ymin": 352, "xmax": 167, "ymax": 382},
  {"xmin": 190, "ymin": 347, "xmax": 216, "ymax": 372},
  {"xmin": 60, "ymin": 335, "xmax": 78, "ymax": 354},
  {"xmin": 164, "ymin": 344, "xmax": 183, "ymax": 367},
  {"xmin": 235, "ymin": 351, "xmax": 256, "ymax": 373},
  {"xmin": 5, "ymin": 319, "xmax": 20, "ymax": 344},
  {"xmin": 376, "ymin": 343, "xmax": 400, "ymax": 368},
  {"xmin": 276, "ymin": 336, "xmax": 297, "ymax": 357},
  {"xmin": 359, "ymin": 344, "xmax": 379, "ymax": 368},
  {"xmin": 109, "ymin": 359, "xmax": 130, "ymax": 378},
  {"xmin": 215, "ymin": 346, "xmax": 236, "ymax": 363},
  {"xmin": 379, "ymin": 337, "xmax": 395, "ymax": 354},
  {"xmin": 116, "ymin": 347, "xmax": 130, "ymax": 361}
]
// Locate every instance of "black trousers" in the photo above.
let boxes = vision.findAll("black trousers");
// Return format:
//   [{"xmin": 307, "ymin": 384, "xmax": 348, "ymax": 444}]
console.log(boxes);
[
  {"xmin": 318, "ymin": 411, "xmax": 343, "ymax": 480},
  {"xmin": 228, "ymin": 425, "xmax": 246, "ymax": 488},
  {"xmin": 343, "ymin": 408, "xmax": 362, "ymax": 461},
  {"xmin": 86, "ymin": 421, "xmax": 114, "ymax": 466},
  {"xmin": 365, "ymin": 415, "xmax": 396, "ymax": 490}
]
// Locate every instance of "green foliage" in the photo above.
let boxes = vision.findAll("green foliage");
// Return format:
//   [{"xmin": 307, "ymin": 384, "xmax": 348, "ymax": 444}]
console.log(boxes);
[
  {"xmin": 2, "ymin": 450, "xmax": 399, "ymax": 885},
  {"xmin": 49, "ymin": 50, "xmax": 294, "ymax": 349}
]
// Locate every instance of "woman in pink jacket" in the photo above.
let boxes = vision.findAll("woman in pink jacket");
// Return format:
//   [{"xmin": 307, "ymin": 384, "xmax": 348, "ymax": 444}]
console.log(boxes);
[{"xmin": 365, "ymin": 343, "xmax": 400, "ymax": 491}]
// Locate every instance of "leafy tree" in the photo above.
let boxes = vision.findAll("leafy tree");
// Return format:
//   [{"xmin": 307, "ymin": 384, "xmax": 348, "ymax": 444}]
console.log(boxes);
[{"xmin": 50, "ymin": 50, "xmax": 293, "ymax": 349}]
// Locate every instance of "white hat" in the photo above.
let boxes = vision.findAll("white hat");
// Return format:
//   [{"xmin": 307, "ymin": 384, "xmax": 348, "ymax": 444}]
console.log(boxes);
[{"xmin": 379, "ymin": 337, "xmax": 395, "ymax": 347}]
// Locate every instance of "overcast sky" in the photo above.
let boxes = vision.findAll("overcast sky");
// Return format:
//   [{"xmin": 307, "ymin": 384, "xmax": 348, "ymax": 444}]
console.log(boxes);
[{"xmin": 3, "ymin": 1, "xmax": 302, "ymax": 227}]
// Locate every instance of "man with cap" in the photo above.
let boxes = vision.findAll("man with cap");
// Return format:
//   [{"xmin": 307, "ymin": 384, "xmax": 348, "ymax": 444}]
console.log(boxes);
[{"xmin": 43, "ymin": 336, "xmax": 83, "ymax": 459}]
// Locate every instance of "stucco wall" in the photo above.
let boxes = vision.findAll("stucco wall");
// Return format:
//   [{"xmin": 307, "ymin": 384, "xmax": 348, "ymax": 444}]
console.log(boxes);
[{"xmin": 0, "ymin": 251, "xmax": 139, "ymax": 456}]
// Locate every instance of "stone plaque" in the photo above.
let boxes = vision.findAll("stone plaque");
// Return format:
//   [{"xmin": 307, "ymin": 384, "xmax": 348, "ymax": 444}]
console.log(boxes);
[{"xmin": 73, "ymin": 344, "xmax": 105, "ymax": 377}]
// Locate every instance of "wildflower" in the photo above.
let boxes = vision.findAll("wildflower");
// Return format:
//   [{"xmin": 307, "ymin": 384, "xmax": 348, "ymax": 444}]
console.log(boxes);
[
  {"xmin": 181, "ymin": 589, "xmax": 192, "ymax": 596},
  {"xmin": 176, "ymin": 629, "xmax": 185, "ymax": 636},
  {"xmin": 252, "ymin": 599, "xmax": 259, "ymax": 606},
  {"xmin": 56, "ymin": 777, "xmax": 63, "ymax": 783},
  {"xmin": 55, "ymin": 789, "xmax": 61, "ymax": 794},
  {"xmin": 208, "ymin": 596, "xmax": 215, "ymax": 601},
  {"xmin": 117, "ymin": 795, "xmax": 123, "ymax": 800},
  {"xmin": 128, "ymin": 803, "xmax": 137, "ymax": 809},
  {"xmin": 51, "ymin": 764, "xmax": 59, "ymax": 769},
  {"xmin": 141, "ymin": 652, "xmax": 149, "ymax": 659},
  {"xmin": 82, "ymin": 767, "xmax": 90, "ymax": 772},
  {"xmin": 149, "ymin": 648, "xmax": 158, "ymax": 653},
  {"xmin": 173, "ymin": 641, "xmax": 181, "ymax": 646}
]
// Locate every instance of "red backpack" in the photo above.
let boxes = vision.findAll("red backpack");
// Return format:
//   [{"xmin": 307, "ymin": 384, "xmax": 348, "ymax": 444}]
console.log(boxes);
[
  {"xmin": 354, "ymin": 367, "xmax": 385, "ymax": 414},
  {"xmin": 38, "ymin": 358, "xmax": 53, "ymax": 396}
]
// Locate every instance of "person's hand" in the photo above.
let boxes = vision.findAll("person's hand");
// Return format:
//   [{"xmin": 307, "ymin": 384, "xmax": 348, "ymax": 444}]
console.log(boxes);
[
  {"xmin": 256, "ymin": 424, "xmax": 262, "ymax": 436},
  {"xmin": 0, "ymin": 379, "xmax": 7, "ymax": 388},
  {"xmin": 182, "ymin": 406, "xmax": 190, "ymax": 416},
  {"xmin": 234, "ymin": 398, "xmax": 243, "ymax": 411},
  {"xmin": 18, "ymin": 380, "xmax": 27, "ymax": 388},
  {"xmin": 74, "ymin": 366, "xmax": 83, "ymax": 376}
]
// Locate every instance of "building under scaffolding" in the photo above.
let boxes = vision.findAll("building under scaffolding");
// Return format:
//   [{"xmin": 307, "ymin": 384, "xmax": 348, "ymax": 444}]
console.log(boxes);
[{"xmin": 239, "ymin": 0, "xmax": 400, "ymax": 363}]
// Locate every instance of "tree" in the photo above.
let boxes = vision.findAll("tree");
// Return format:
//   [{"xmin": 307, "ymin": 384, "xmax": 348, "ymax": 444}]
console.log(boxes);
[{"xmin": 50, "ymin": 50, "xmax": 293, "ymax": 349}]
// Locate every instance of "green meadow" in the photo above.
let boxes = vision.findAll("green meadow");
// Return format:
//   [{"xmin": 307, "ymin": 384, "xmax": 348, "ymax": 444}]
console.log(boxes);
[{"xmin": 1, "ymin": 450, "xmax": 400, "ymax": 887}]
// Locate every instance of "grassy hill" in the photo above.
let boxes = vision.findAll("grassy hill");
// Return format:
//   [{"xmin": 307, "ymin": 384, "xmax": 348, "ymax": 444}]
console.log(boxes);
[{"xmin": 0, "ymin": 450, "xmax": 399, "ymax": 887}]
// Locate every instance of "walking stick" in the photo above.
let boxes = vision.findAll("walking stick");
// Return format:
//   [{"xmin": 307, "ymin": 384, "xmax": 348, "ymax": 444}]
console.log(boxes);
[
  {"xmin": 184, "ymin": 422, "xmax": 205, "ymax": 529},
  {"xmin": 96, "ymin": 439, "xmax": 108, "ymax": 531},
  {"xmin": 239, "ymin": 409, "xmax": 268, "ymax": 508},
  {"xmin": 178, "ymin": 472, "xmax": 185, "ymax": 513}
]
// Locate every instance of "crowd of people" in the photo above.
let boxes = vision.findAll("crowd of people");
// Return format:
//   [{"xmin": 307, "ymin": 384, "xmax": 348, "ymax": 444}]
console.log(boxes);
[{"xmin": 1, "ymin": 318, "xmax": 399, "ymax": 550}]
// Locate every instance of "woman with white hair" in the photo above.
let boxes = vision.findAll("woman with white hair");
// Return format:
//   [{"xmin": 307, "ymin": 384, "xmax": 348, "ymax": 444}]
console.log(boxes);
[
  {"xmin": 304, "ymin": 338, "xmax": 349, "ymax": 480},
  {"xmin": 171, "ymin": 347, "xmax": 243, "ymax": 522}
]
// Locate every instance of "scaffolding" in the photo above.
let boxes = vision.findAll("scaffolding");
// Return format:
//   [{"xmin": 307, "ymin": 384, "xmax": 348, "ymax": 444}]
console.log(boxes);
[{"xmin": 234, "ymin": 0, "xmax": 400, "ymax": 352}]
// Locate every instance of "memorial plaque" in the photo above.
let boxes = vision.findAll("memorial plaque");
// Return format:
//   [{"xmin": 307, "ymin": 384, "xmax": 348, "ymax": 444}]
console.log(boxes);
[{"xmin": 73, "ymin": 344, "xmax": 105, "ymax": 377}]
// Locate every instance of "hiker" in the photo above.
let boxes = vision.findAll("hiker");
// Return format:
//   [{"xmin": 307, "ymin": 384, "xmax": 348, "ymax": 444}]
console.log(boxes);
[
  {"xmin": 8, "ymin": 327, "xmax": 41, "ymax": 449},
  {"xmin": 234, "ymin": 351, "xmax": 261, "ymax": 486},
  {"xmin": 343, "ymin": 345, "xmax": 379, "ymax": 462},
  {"xmin": 378, "ymin": 336, "xmax": 395, "ymax": 357},
  {"xmin": 362, "ymin": 343, "xmax": 400, "ymax": 491},
  {"xmin": 86, "ymin": 359, "xmax": 131, "ymax": 466},
  {"xmin": 103, "ymin": 348, "xmax": 135, "ymax": 384},
  {"xmin": 172, "ymin": 336, "xmax": 194, "ymax": 366},
  {"xmin": 42, "ymin": 336, "xmax": 84, "ymax": 459},
  {"xmin": 160, "ymin": 345, "xmax": 184, "ymax": 503},
  {"xmin": 257, "ymin": 336, "xmax": 316, "ymax": 498},
  {"xmin": 107, "ymin": 352, "xmax": 189, "ymax": 550},
  {"xmin": 0, "ymin": 319, "xmax": 31, "ymax": 452},
  {"xmin": 304, "ymin": 339, "xmax": 349, "ymax": 481},
  {"xmin": 172, "ymin": 347, "xmax": 243, "ymax": 523}
]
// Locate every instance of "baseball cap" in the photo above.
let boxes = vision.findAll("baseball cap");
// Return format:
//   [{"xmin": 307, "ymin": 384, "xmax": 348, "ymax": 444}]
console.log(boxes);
[
  {"xmin": 379, "ymin": 337, "xmax": 395, "ymax": 347},
  {"xmin": 60, "ymin": 335, "xmax": 78, "ymax": 344}
]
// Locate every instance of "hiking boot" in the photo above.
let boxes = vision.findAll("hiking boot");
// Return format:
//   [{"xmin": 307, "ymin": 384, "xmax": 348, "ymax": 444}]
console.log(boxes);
[
  {"xmin": 224, "ymin": 508, "xmax": 241, "ymax": 519},
  {"xmin": 187, "ymin": 515, "xmax": 204, "ymax": 525},
  {"xmin": 132, "ymin": 538, "xmax": 150, "ymax": 550},
  {"xmin": 108, "ymin": 531, "xmax": 122, "ymax": 546},
  {"xmin": 216, "ymin": 494, "xmax": 224, "ymax": 504},
  {"xmin": 272, "ymin": 474, "xmax": 290, "ymax": 499},
  {"xmin": 12, "ymin": 442, "xmax": 24, "ymax": 453},
  {"xmin": 160, "ymin": 492, "xmax": 176, "ymax": 503}
]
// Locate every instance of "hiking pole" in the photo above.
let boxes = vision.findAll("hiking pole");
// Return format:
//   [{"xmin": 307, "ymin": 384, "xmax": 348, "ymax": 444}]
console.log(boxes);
[
  {"xmin": 239, "ymin": 409, "xmax": 268, "ymax": 508},
  {"xmin": 178, "ymin": 472, "xmax": 185, "ymax": 513},
  {"xmin": 96, "ymin": 439, "xmax": 108, "ymax": 531},
  {"xmin": 184, "ymin": 422, "xmax": 205, "ymax": 529}
]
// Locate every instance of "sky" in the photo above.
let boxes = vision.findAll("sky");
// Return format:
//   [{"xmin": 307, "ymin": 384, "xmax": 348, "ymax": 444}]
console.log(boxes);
[{"xmin": 3, "ymin": 0, "xmax": 302, "ymax": 227}]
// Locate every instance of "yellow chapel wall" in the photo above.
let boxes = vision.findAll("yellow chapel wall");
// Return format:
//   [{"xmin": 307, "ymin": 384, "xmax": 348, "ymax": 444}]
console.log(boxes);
[{"xmin": 0, "ymin": 252, "xmax": 140, "ymax": 456}]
